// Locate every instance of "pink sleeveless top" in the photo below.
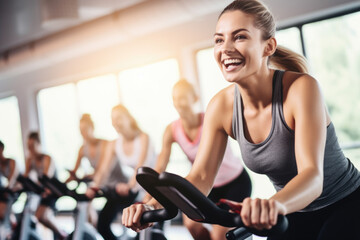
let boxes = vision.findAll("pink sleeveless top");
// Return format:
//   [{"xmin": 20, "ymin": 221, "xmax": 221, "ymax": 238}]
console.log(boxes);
[{"xmin": 171, "ymin": 113, "xmax": 243, "ymax": 187}]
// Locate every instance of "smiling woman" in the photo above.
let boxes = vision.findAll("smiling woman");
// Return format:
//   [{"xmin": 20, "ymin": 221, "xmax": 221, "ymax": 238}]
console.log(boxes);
[
  {"xmin": 0, "ymin": 0, "xmax": 359, "ymax": 239},
  {"xmin": 122, "ymin": 1, "xmax": 360, "ymax": 240}
]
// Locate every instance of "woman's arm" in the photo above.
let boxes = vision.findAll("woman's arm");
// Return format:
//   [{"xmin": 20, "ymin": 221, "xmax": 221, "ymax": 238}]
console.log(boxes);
[
  {"xmin": 42, "ymin": 155, "xmax": 52, "ymax": 176},
  {"xmin": 65, "ymin": 146, "xmax": 84, "ymax": 182},
  {"xmin": 127, "ymin": 133, "xmax": 150, "ymax": 189},
  {"xmin": 141, "ymin": 124, "xmax": 174, "ymax": 202},
  {"xmin": 154, "ymin": 124, "xmax": 174, "ymax": 173},
  {"xmin": 185, "ymin": 91, "xmax": 230, "ymax": 196},
  {"xmin": 7, "ymin": 159, "xmax": 19, "ymax": 188},
  {"xmin": 71, "ymin": 146, "xmax": 84, "ymax": 174},
  {"xmin": 23, "ymin": 157, "xmax": 32, "ymax": 177}
]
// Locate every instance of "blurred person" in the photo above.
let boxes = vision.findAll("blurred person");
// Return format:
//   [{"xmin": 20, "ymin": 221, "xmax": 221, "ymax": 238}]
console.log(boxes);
[
  {"xmin": 0, "ymin": 140, "xmax": 19, "ymax": 228},
  {"xmin": 148, "ymin": 79, "xmax": 252, "ymax": 240},
  {"xmin": 65, "ymin": 113, "xmax": 107, "ymax": 225},
  {"xmin": 24, "ymin": 132, "xmax": 67, "ymax": 239},
  {"xmin": 66, "ymin": 113, "xmax": 107, "ymax": 182},
  {"xmin": 87, "ymin": 104, "xmax": 156, "ymax": 240}
]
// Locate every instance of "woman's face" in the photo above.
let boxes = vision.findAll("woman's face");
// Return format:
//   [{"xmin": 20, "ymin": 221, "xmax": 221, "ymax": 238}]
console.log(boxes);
[
  {"xmin": 27, "ymin": 138, "xmax": 40, "ymax": 153},
  {"xmin": 79, "ymin": 122, "xmax": 93, "ymax": 140},
  {"xmin": 111, "ymin": 110, "xmax": 131, "ymax": 135},
  {"xmin": 172, "ymin": 86, "xmax": 197, "ymax": 117},
  {"xmin": 214, "ymin": 10, "xmax": 268, "ymax": 83}
]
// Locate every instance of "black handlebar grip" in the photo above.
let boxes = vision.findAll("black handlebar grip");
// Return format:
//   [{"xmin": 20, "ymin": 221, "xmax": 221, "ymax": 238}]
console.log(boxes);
[
  {"xmin": 226, "ymin": 227, "xmax": 252, "ymax": 240},
  {"xmin": 140, "ymin": 208, "xmax": 178, "ymax": 225},
  {"xmin": 247, "ymin": 215, "xmax": 289, "ymax": 237}
]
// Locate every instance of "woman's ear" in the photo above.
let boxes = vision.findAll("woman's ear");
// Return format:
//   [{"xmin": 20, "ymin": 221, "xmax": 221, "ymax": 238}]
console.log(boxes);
[{"xmin": 264, "ymin": 37, "xmax": 277, "ymax": 57}]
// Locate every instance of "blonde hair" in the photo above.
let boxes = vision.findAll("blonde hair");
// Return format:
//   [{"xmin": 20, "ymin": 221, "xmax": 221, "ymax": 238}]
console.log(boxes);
[
  {"xmin": 112, "ymin": 104, "xmax": 141, "ymax": 132},
  {"xmin": 80, "ymin": 113, "xmax": 94, "ymax": 129},
  {"xmin": 220, "ymin": 0, "xmax": 308, "ymax": 73},
  {"xmin": 173, "ymin": 79, "xmax": 197, "ymax": 97}
]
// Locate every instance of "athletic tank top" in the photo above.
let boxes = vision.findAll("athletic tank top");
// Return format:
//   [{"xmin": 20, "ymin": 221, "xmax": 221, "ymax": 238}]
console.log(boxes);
[
  {"xmin": 115, "ymin": 134, "xmax": 156, "ymax": 170},
  {"xmin": 83, "ymin": 141, "xmax": 102, "ymax": 169},
  {"xmin": 114, "ymin": 134, "xmax": 156, "ymax": 193},
  {"xmin": 29, "ymin": 154, "xmax": 56, "ymax": 178},
  {"xmin": 101, "ymin": 155, "xmax": 128, "ymax": 188},
  {"xmin": 232, "ymin": 70, "xmax": 360, "ymax": 211},
  {"xmin": 171, "ymin": 113, "xmax": 243, "ymax": 188}
]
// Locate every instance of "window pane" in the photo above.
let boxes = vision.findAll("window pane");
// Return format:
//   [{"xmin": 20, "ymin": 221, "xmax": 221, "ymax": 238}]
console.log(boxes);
[
  {"xmin": 118, "ymin": 59, "xmax": 191, "ymax": 176},
  {"xmin": 38, "ymin": 84, "xmax": 80, "ymax": 174},
  {"xmin": 77, "ymin": 74, "xmax": 119, "ymax": 140},
  {"xmin": 276, "ymin": 27, "xmax": 303, "ymax": 56},
  {"xmin": 0, "ymin": 96, "xmax": 24, "ymax": 170},
  {"xmin": 196, "ymin": 48, "xmax": 231, "ymax": 108},
  {"xmin": 303, "ymin": 11, "xmax": 360, "ymax": 168}
]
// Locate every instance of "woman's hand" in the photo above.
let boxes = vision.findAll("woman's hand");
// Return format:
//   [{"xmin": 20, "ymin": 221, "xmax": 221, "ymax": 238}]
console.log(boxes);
[
  {"xmin": 240, "ymin": 197, "xmax": 286, "ymax": 230},
  {"xmin": 85, "ymin": 183, "xmax": 99, "ymax": 199},
  {"xmin": 122, "ymin": 203, "xmax": 154, "ymax": 232}
]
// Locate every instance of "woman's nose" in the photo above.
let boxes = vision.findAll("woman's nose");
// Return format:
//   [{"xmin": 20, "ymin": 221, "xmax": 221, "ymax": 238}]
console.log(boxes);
[{"xmin": 222, "ymin": 38, "xmax": 235, "ymax": 54}]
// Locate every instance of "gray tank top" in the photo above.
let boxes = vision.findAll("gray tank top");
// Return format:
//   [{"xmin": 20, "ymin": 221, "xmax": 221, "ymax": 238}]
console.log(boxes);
[
  {"xmin": 100, "ymin": 155, "xmax": 127, "ymax": 188},
  {"xmin": 83, "ymin": 142, "xmax": 101, "ymax": 169},
  {"xmin": 232, "ymin": 70, "xmax": 360, "ymax": 211}
]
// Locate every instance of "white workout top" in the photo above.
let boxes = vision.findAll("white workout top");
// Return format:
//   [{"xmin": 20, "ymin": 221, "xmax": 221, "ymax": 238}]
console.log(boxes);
[
  {"xmin": 115, "ymin": 134, "xmax": 156, "ymax": 172},
  {"xmin": 115, "ymin": 134, "xmax": 156, "ymax": 193}
]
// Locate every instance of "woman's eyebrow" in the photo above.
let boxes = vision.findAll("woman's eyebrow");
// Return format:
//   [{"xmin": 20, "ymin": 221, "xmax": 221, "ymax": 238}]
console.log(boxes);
[{"xmin": 214, "ymin": 28, "xmax": 250, "ymax": 37}]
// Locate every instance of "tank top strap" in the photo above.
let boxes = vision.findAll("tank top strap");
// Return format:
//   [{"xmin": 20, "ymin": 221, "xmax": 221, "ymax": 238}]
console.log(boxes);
[
  {"xmin": 272, "ymin": 70, "xmax": 285, "ymax": 118},
  {"xmin": 232, "ymin": 84, "xmax": 243, "ymax": 142}
]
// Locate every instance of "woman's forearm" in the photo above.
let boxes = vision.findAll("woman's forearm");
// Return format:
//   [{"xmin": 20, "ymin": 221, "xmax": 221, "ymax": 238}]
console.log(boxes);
[{"xmin": 270, "ymin": 167, "xmax": 323, "ymax": 214}]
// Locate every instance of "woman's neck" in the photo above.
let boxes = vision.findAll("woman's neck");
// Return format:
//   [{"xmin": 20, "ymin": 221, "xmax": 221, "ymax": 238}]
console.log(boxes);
[
  {"xmin": 0, "ymin": 155, "xmax": 6, "ymax": 162},
  {"xmin": 84, "ymin": 137, "xmax": 98, "ymax": 145},
  {"xmin": 122, "ymin": 129, "xmax": 140, "ymax": 141},
  {"xmin": 181, "ymin": 111, "xmax": 201, "ymax": 130},
  {"xmin": 237, "ymin": 68, "xmax": 274, "ymax": 110}
]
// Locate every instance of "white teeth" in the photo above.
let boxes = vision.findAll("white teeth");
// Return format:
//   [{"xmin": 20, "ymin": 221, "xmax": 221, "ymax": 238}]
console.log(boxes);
[{"xmin": 223, "ymin": 58, "xmax": 242, "ymax": 65}]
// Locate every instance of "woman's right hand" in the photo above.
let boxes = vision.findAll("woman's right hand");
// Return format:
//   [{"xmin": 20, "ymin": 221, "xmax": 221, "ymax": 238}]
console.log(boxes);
[{"xmin": 122, "ymin": 203, "xmax": 155, "ymax": 232}]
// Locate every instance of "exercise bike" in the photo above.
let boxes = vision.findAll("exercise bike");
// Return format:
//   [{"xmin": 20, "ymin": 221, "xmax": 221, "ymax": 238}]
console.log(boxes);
[
  {"xmin": 134, "ymin": 167, "xmax": 288, "ymax": 240},
  {"xmin": 0, "ymin": 187, "xmax": 19, "ymax": 240},
  {"xmin": 38, "ymin": 175, "xmax": 103, "ymax": 240},
  {"xmin": 15, "ymin": 175, "xmax": 44, "ymax": 240}
]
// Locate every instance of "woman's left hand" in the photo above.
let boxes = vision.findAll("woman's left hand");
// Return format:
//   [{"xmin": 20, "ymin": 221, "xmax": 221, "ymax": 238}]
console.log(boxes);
[{"xmin": 240, "ymin": 197, "xmax": 286, "ymax": 230}]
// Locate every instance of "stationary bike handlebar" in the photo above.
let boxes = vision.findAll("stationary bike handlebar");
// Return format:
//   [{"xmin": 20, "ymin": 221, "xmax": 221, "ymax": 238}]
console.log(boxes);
[
  {"xmin": 38, "ymin": 175, "xmax": 114, "ymax": 202},
  {"xmin": 136, "ymin": 167, "xmax": 288, "ymax": 239},
  {"xmin": 17, "ymin": 175, "xmax": 44, "ymax": 195}
]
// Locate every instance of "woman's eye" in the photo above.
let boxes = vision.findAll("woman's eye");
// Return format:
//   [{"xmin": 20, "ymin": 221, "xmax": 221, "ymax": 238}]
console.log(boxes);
[
  {"xmin": 214, "ymin": 38, "xmax": 223, "ymax": 44},
  {"xmin": 235, "ymin": 35, "xmax": 247, "ymax": 40}
]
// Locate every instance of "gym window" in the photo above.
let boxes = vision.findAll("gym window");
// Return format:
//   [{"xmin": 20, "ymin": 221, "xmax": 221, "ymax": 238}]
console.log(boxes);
[{"xmin": 0, "ymin": 95, "xmax": 24, "ymax": 170}]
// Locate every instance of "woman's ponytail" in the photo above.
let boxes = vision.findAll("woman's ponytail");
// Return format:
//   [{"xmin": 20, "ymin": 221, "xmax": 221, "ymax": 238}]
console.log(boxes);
[{"xmin": 270, "ymin": 45, "xmax": 308, "ymax": 73}]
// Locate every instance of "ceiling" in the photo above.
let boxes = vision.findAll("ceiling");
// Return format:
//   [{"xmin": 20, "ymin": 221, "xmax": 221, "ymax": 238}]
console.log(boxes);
[
  {"xmin": 1, "ymin": 0, "xmax": 359, "ymax": 62},
  {"xmin": 0, "ymin": 0, "xmax": 147, "ymax": 54}
]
